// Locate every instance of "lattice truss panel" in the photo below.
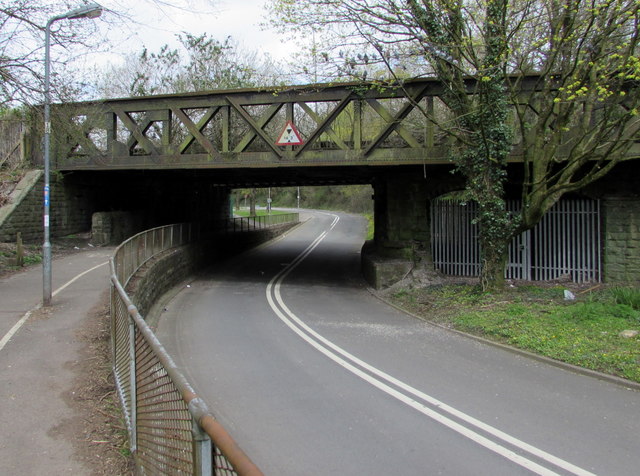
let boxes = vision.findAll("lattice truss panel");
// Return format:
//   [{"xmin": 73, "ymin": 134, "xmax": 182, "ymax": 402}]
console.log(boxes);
[
  {"xmin": 51, "ymin": 82, "xmax": 456, "ymax": 168},
  {"xmin": 49, "ymin": 76, "xmax": 640, "ymax": 170}
]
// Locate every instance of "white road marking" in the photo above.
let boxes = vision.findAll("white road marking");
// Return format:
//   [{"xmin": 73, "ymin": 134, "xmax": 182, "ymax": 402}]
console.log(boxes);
[
  {"xmin": 0, "ymin": 261, "xmax": 109, "ymax": 352},
  {"xmin": 266, "ymin": 212, "xmax": 596, "ymax": 476},
  {"xmin": 0, "ymin": 309, "xmax": 35, "ymax": 352},
  {"xmin": 52, "ymin": 261, "xmax": 108, "ymax": 297}
]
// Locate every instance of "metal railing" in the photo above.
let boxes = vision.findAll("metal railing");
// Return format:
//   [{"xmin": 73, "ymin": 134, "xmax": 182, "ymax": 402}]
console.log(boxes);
[
  {"xmin": 230, "ymin": 212, "xmax": 300, "ymax": 232},
  {"xmin": 110, "ymin": 223, "xmax": 263, "ymax": 475},
  {"xmin": 112, "ymin": 223, "xmax": 194, "ymax": 286}
]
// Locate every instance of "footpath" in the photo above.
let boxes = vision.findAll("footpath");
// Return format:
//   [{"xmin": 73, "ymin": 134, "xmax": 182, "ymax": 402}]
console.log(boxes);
[{"xmin": 0, "ymin": 247, "xmax": 114, "ymax": 475}]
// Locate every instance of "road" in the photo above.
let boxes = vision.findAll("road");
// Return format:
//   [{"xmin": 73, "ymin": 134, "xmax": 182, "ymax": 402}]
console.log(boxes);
[{"xmin": 157, "ymin": 211, "xmax": 639, "ymax": 475}]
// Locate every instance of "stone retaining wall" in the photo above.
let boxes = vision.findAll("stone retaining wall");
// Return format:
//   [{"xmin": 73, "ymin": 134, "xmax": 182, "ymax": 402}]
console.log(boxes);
[
  {"xmin": 603, "ymin": 197, "xmax": 640, "ymax": 284},
  {"xmin": 0, "ymin": 171, "xmax": 94, "ymax": 242},
  {"xmin": 91, "ymin": 211, "xmax": 144, "ymax": 246},
  {"xmin": 126, "ymin": 244, "xmax": 205, "ymax": 318}
]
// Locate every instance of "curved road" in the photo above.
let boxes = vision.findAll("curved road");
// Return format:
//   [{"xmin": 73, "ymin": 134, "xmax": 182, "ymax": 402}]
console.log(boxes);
[{"xmin": 157, "ymin": 211, "xmax": 639, "ymax": 475}]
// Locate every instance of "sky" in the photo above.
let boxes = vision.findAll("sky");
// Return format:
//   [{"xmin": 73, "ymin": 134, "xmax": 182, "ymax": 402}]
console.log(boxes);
[{"xmin": 88, "ymin": 0, "xmax": 292, "ymax": 68}]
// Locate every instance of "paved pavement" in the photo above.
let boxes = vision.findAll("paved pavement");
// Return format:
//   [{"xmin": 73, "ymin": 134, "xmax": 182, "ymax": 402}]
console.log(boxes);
[{"xmin": 0, "ymin": 247, "xmax": 113, "ymax": 475}]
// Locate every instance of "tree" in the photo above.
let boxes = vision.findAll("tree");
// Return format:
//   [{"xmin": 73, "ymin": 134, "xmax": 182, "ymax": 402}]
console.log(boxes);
[
  {"xmin": 0, "ymin": 0, "xmax": 106, "ymax": 106},
  {"xmin": 267, "ymin": 0, "xmax": 640, "ymax": 290},
  {"xmin": 0, "ymin": 1, "xmax": 226, "ymax": 106},
  {"xmin": 94, "ymin": 33, "xmax": 285, "ymax": 98}
]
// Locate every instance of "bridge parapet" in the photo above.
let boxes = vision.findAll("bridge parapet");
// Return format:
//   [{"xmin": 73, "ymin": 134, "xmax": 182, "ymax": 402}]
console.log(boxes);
[
  {"xmin": 48, "ymin": 78, "xmax": 501, "ymax": 170},
  {"xmin": 50, "ymin": 76, "xmax": 638, "ymax": 171}
]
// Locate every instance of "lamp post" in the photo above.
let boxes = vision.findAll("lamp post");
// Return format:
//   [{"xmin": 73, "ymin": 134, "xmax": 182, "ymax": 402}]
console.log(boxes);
[{"xmin": 43, "ymin": 2, "xmax": 103, "ymax": 306}]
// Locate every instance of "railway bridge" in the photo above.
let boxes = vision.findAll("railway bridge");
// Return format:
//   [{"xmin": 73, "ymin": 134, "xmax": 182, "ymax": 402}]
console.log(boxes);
[{"xmin": 8, "ymin": 77, "xmax": 640, "ymax": 284}]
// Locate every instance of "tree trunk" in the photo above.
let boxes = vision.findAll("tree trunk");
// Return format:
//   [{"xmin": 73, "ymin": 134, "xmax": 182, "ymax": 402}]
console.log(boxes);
[
  {"xmin": 472, "ymin": 186, "xmax": 516, "ymax": 291},
  {"xmin": 479, "ymin": 232, "xmax": 510, "ymax": 292}
]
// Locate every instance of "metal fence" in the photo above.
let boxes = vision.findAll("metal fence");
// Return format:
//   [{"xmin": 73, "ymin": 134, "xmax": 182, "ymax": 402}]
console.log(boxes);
[
  {"xmin": 112, "ymin": 223, "xmax": 195, "ymax": 286},
  {"xmin": 431, "ymin": 198, "xmax": 601, "ymax": 283},
  {"xmin": 110, "ymin": 223, "xmax": 264, "ymax": 475},
  {"xmin": 230, "ymin": 212, "xmax": 300, "ymax": 232}
]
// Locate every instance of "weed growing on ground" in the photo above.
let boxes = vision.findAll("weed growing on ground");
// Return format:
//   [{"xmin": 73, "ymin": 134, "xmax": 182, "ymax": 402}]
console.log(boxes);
[
  {"xmin": 610, "ymin": 286, "xmax": 640, "ymax": 312},
  {"xmin": 23, "ymin": 253, "xmax": 42, "ymax": 265}
]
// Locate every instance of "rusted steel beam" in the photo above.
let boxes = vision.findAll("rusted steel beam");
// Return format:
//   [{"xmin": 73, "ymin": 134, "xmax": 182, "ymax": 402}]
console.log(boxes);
[
  {"xmin": 364, "ymin": 84, "xmax": 429, "ymax": 156},
  {"xmin": 226, "ymin": 96, "xmax": 284, "ymax": 158},
  {"xmin": 174, "ymin": 106, "xmax": 221, "ymax": 159},
  {"xmin": 233, "ymin": 103, "xmax": 282, "ymax": 153},
  {"xmin": 112, "ymin": 108, "xmax": 160, "ymax": 157},
  {"xmin": 50, "ymin": 75, "xmax": 631, "ymax": 171},
  {"xmin": 294, "ymin": 92, "xmax": 354, "ymax": 157}
]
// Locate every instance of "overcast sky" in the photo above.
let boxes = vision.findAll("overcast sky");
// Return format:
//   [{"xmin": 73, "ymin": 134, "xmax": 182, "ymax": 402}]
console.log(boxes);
[{"xmin": 88, "ymin": 0, "xmax": 291, "ymax": 67}]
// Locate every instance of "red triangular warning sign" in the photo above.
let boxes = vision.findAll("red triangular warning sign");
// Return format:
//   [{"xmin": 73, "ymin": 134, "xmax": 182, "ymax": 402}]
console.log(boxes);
[{"xmin": 276, "ymin": 121, "xmax": 304, "ymax": 146}]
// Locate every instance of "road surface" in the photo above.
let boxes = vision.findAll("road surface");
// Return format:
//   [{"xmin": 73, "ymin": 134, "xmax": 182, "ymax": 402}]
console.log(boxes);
[{"xmin": 157, "ymin": 211, "xmax": 639, "ymax": 475}]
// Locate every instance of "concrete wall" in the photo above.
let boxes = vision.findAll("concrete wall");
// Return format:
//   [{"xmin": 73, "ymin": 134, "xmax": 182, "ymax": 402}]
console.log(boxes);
[
  {"xmin": 363, "ymin": 174, "xmax": 431, "ymax": 289},
  {"xmin": 364, "ymin": 166, "xmax": 463, "ymax": 288},
  {"xmin": 361, "ymin": 241, "xmax": 413, "ymax": 289}
]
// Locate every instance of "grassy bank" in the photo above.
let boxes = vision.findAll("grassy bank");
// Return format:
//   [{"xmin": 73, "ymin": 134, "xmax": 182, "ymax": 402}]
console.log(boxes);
[{"xmin": 388, "ymin": 284, "xmax": 640, "ymax": 383}]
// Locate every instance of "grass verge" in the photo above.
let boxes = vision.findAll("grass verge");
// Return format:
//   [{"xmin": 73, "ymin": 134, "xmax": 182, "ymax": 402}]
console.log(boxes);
[{"xmin": 388, "ymin": 284, "xmax": 640, "ymax": 383}]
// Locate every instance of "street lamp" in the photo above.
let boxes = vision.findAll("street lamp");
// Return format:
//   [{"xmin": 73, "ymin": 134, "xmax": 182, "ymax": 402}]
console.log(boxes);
[{"xmin": 43, "ymin": 2, "xmax": 103, "ymax": 306}]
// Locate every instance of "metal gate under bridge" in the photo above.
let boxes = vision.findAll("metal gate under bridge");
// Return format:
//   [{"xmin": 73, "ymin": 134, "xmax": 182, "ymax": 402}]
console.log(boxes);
[{"xmin": 431, "ymin": 198, "xmax": 601, "ymax": 283}]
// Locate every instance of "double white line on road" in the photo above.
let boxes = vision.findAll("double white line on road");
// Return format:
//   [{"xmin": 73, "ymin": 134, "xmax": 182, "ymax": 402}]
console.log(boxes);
[{"xmin": 266, "ymin": 212, "xmax": 596, "ymax": 476}]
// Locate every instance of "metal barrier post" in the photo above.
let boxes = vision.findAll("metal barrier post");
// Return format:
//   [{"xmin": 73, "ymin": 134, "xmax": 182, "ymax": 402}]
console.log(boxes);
[
  {"xmin": 128, "ymin": 315, "xmax": 137, "ymax": 452},
  {"xmin": 192, "ymin": 419, "xmax": 213, "ymax": 476},
  {"xmin": 110, "ymin": 284, "xmax": 116, "ymax": 378}
]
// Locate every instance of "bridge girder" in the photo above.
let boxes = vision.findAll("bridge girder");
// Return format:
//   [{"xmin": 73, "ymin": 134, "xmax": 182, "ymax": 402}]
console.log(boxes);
[
  {"xmin": 46, "ymin": 76, "xmax": 639, "ymax": 172},
  {"xmin": 48, "ymin": 77, "xmax": 545, "ymax": 171}
]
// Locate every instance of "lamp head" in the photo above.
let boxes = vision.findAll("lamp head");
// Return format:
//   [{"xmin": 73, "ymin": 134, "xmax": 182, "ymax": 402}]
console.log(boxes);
[{"xmin": 64, "ymin": 2, "xmax": 103, "ymax": 20}]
